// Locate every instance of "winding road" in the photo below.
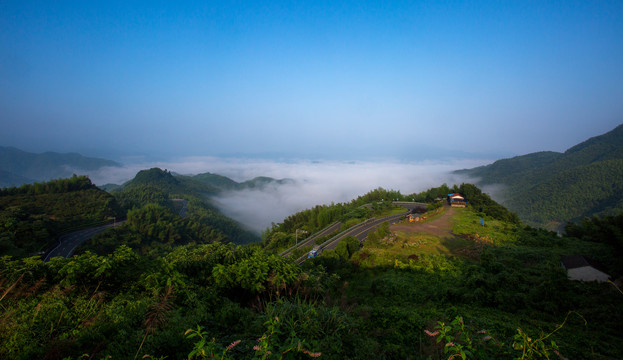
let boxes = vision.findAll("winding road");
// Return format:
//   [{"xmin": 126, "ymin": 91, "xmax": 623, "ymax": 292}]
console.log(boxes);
[
  {"xmin": 44, "ymin": 221, "xmax": 125, "ymax": 261},
  {"xmin": 44, "ymin": 199, "xmax": 189, "ymax": 261}
]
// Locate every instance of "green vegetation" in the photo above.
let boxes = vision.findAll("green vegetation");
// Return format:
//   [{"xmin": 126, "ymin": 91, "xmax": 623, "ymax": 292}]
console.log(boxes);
[
  {"xmin": 261, "ymin": 188, "xmax": 408, "ymax": 253},
  {"xmin": 109, "ymin": 168, "xmax": 259, "ymax": 246},
  {"xmin": 1, "ymin": 176, "xmax": 622, "ymax": 358},
  {"xmin": 76, "ymin": 204, "xmax": 227, "ymax": 257},
  {"xmin": 457, "ymin": 123, "xmax": 623, "ymax": 229},
  {"xmin": 0, "ymin": 167, "xmax": 262, "ymax": 260},
  {"xmin": 119, "ymin": 168, "xmax": 220, "ymax": 197},
  {"xmin": 0, "ymin": 243, "xmax": 330, "ymax": 359},
  {"xmin": 190, "ymin": 172, "xmax": 292, "ymax": 192},
  {"xmin": 0, "ymin": 176, "xmax": 123, "ymax": 258},
  {"xmin": 565, "ymin": 212, "xmax": 623, "ymax": 259}
]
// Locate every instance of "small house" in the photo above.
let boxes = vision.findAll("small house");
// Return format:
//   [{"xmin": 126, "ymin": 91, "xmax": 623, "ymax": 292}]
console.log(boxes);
[
  {"xmin": 561, "ymin": 255, "xmax": 610, "ymax": 282},
  {"xmin": 447, "ymin": 193, "xmax": 467, "ymax": 207}
]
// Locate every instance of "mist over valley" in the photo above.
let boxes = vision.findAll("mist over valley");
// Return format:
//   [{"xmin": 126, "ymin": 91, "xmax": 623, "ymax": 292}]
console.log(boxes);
[{"xmin": 84, "ymin": 156, "xmax": 486, "ymax": 233}]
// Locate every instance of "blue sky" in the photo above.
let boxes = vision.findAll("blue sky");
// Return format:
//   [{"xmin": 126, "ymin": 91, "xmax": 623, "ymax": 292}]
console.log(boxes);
[{"xmin": 1, "ymin": 1, "xmax": 622, "ymax": 161}]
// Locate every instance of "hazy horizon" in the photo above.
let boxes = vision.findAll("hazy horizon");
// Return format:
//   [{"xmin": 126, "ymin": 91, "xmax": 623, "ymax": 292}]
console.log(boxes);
[
  {"xmin": 2, "ymin": 2, "xmax": 622, "ymax": 161},
  {"xmin": 82, "ymin": 156, "xmax": 486, "ymax": 233}
]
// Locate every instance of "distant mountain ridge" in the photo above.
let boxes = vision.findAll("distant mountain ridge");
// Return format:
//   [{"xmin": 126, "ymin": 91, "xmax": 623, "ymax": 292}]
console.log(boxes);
[
  {"xmin": 0, "ymin": 146, "xmax": 120, "ymax": 188},
  {"xmin": 456, "ymin": 123, "xmax": 623, "ymax": 229},
  {"xmin": 191, "ymin": 172, "xmax": 294, "ymax": 191},
  {"xmin": 115, "ymin": 168, "xmax": 293, "ymax": 195}
]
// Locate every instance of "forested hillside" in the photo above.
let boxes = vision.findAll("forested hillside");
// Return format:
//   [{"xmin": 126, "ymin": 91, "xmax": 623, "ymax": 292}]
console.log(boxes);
[
  {"xmin": 0, "ymin": 176, "xmax": 123, "ymax": 258},
  {"xmin": 103, "ymin": 168, "xmax": 260, "ymax": 248},
  {"xmin": 1, "ymin": 184, "xmax": 621, "ymax": 359},
  {"xmin": 0, "ymin": 168, "xmax": 261, "ymax": 260},
  {"xmin": 187, "ymin": 172, "xmax": 293, "ymax": 191},
  {"xmin": 456, "ymin": 123, "xmax": 623, "ymax": 229}
]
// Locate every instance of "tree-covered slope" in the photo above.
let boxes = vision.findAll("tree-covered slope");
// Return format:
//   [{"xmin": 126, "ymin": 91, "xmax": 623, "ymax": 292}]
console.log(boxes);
[
  {"xmin": 0, "ymin": 176, "xmax": 123, "ymax": 257},
  {"xmin": 120, "ymin": 167, "xmax": 220, "ymax": 196},
  {"xmin": 456, "ymin": 123, "xmax": 623, "ymax": 228},
  {"xmin": 505, "ymin": 159, "xmax": 623, "ymax": 226},
  {"xmin": 111, "ymin": 168, "xmax": 259, "ymax": 245},
  {"xmin": 190, "ymin": 172, "xmax": 293, "ymax": 191},
  {"xmin": 0, "ymin": 146, "xmax": 120, "ymax": 186},
  {"xmin": 457, "ymin": 151, "xmax": 562, "ymax": 185},
  {"xmin": 191, "ymin": 172, "xmax": 241, "ymax": 190}
]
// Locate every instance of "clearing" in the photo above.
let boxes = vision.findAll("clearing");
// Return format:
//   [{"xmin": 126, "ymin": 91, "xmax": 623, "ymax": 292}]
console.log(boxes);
[{"xmin": 357, "ymin": 205, "xmax": 485, "ymax": 266}]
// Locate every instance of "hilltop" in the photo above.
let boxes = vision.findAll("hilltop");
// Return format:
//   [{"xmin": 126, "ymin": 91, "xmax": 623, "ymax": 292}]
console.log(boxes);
[{"xmin": 457, "ymin": 123, "xmax": 623, "ymax": 229}]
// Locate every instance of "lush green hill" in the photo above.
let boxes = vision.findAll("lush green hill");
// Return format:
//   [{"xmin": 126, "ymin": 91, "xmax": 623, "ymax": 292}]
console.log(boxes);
[
  {"xmin": 0, "ymin": 176, "xmax": 123, "ymax": 257},
  {"xmin": 0, "ymin": 146, "xmax": 120, "ymax": 186},
  {"xmin": 190, "ymin": 172, "xmax": 293, "ymax": 191},
  {"xmin": 459, "ymin": 151, "xmax": 562, "ymax": 185},
  {"xmin": 110, "ymin": 168, "xmax": 259, "ymax": 246},
  {"xmin": 191, "ymin": 172, "xmax": 241, "ymax": 190},
  {"xmin": 457, "ymin": 123, "xmax": 623, "ymax": 229},
  {"xmin": 120, "ymin": 168, "xmax": 214, "ymax": 195}
]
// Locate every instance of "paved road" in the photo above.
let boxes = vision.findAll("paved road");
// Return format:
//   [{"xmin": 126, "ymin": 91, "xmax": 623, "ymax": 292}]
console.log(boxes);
[
  {"xmin": 323, "ymin": 212, "xmax": 407, "ymax": 250},
  {"xmin": 44, "ymin": 199, "xmax": 190, "ymax": 261},
  {"xmin": 295, "ymin": 212, "xmax": 407, "ymax": 263},
  {"xmin": 280, "ymin": 221, "xmax": 342, "ymax": 257},
  {"xmin": 44, "ymin": 222, "xmax": 125, "ymax": 261},
  {"xmin": 171, "ymin": 199, "xmax": 189, "ymax": 218}
]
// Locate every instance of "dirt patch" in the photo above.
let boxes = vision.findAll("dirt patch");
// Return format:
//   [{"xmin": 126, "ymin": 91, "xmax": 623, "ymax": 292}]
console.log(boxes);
[
  {"xmin": 389, "ymin": 206, "xmax": 486, "ymax": 258},
  {"xmin": 390, "ymin": 206, "xmax": 455, "ymax": 237}
]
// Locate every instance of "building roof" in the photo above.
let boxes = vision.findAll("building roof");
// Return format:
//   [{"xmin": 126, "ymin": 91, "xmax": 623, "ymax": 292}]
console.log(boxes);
[
  {"xmin": 448, "ymin": 193, "xmax": 464, "ymax": 199},
  {"xmin": 561, "ymin": 255, "xmax": 609, "ymax": 274}
]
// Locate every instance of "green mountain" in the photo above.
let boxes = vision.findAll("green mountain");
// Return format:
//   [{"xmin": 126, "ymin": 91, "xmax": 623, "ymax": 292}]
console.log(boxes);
[
  {"xmin": 457, "ymin": 123, "xmax": 623, "ymax": 229},
  {"xmin": 191, "ymin": 172, "xmax": 241, "ymax": 190},
  {"xmin": 0, "ymin": 146, "xmax": 120, "ymax": 187},
  {"xmin": 241, "ymin": 176, "xmax": 294, "ymax": 188},
  {"xmin": 121, "ymin": 168, "xmax": 197, "ymax": 195},
  {"xmin": 190, "ymin": 172, "xmax": 293, "ymax": 191},
  {"xmin": 110, "ymin": 167, "xmax": 259, "ymax": 245}
]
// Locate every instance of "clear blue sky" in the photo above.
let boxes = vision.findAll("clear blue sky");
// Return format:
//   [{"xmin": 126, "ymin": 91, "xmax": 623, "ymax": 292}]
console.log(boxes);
[{"xmin": 1, "ymin": 1, "xmax": 622, "ymax": 160}]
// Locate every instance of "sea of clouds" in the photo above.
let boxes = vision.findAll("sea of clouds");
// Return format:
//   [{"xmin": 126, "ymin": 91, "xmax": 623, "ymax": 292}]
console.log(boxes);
[{"xmin": 86, "ymin": 157, "xmax": 488, "ymax": 233}]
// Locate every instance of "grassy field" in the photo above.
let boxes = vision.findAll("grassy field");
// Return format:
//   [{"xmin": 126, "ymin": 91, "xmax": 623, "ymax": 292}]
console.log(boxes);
[
  {"xmin": 355, "ymin": 206, "xmax": 476, "ymax": 266},
  {"xmin": 450, "ymin": 207, "xmax": 521, "ymax": 244}
]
